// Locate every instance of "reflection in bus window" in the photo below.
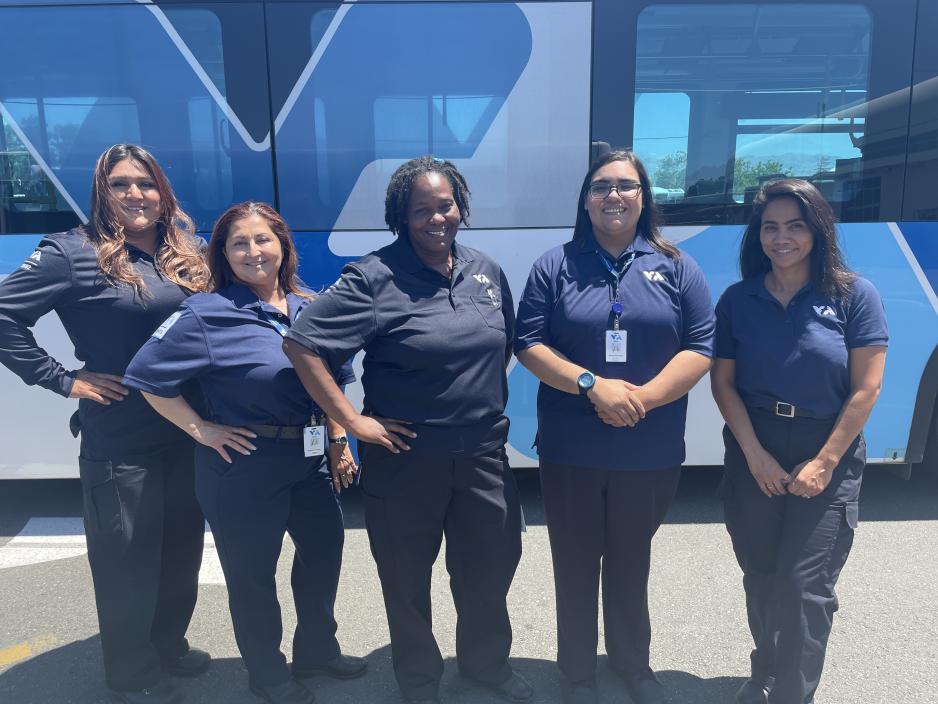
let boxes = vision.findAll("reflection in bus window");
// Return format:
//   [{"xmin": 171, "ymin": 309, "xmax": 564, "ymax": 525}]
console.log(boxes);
[
  {"xmin": 1, "ymin": 96, "xmax": 141, "ymax": 234},
  {"xmin": 634, "ymin": 4, "xmax": 879, "ymax": 223}
]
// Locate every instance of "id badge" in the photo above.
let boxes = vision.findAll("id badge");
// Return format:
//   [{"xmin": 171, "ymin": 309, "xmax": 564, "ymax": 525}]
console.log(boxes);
[
  {"xmin": 605, "ymin": 329, "xmax": 627, "ymax": 363},
  {"xmin": 303, "ymin": 425, "xmax": 325, "ymax": 457}
]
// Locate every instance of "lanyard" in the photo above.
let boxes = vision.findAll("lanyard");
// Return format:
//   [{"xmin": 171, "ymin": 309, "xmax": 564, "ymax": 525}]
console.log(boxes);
[{"xmin": 598, "ymin": 250, "xmax": 636, "ymax": 331}]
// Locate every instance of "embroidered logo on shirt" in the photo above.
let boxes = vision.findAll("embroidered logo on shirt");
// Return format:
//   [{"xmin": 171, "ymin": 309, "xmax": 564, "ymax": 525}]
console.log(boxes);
[
  {"xmin": 813, "ymin": 305, "xmax": 837, "ymax": 317},
  {"xmin": 472, "ymin": 273, "xmax": 500, "ymax": 308},
  {"xmin": 152, "ymin": 311, "xmax": 183, "ymax": 340},
  {"xmin": 19, "ymin": 249, "xmax": 42, "ymax": 271},
  {"xmin": 643, "ymin": 270, "xmax": 666, "ymax": 282}
]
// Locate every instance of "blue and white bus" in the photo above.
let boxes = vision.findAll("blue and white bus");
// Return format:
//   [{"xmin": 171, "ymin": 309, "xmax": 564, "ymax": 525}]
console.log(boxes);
[{"xmin": 1, "ymin": 0, "xmax": 935, "ymax": 478}]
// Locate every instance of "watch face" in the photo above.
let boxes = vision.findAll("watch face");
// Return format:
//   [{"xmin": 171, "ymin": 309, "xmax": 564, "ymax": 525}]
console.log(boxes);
[{"xmin": 577, "ymin": 372, "xmax": 594, "ymax": 389}]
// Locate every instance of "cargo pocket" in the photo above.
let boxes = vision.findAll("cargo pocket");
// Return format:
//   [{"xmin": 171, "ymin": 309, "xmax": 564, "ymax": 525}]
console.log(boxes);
[
  {"xmin": 78, "ymin": 457, "xmax": 123, "ymax": 536},
  {"xmin": 844, "ymin": 500, "xmax": 859, "ymax": 530}
]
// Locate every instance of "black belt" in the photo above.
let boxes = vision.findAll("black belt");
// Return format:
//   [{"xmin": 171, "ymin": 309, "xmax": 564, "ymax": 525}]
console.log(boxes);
[
  {"xmin": 244, "ymin": 424, "xmax": 305, "ymax": 440},
  {"xmin": 747, "ymin": 400, "xmax": 835, "ymax": 421}
]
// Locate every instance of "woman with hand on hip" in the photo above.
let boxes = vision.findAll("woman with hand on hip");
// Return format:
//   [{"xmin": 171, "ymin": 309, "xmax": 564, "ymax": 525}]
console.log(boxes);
[
  {"xmin": 0, "ymin": 144, "xmax": 211, "ymax": 704},
  {"xmin": 514, "ymin": 149, "xmax": 715, "ymax": 704},
  {"xmin": 124, "ymin": 202, "xmax": 365, "ymax": 704},
  {"xmin": 711, "ymin": 179, "xmax": 886, "ymax": 704},
  {"xmin": 283, "ymin": 156, "xmax": 530, "ymax": 704}
]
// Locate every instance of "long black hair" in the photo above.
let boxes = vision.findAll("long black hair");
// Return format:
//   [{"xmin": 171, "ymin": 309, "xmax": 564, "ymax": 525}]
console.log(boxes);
[
  {"xmin": 572, "ymin": 149, "xmax": 679, "ymax": 258},
  {"xmin": 740, "ymin": 179, "xmax": 854, "ymax": 299},
  {"xmin": 384, "ymin": 156, "xmax": 471, "ymax": 236}
]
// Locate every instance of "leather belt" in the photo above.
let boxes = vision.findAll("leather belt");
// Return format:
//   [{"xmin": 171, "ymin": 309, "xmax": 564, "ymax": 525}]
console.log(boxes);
[
  {"xmin": 748, "ymin": 400, "xmax": 835, "ymax": 421},
  {"xmin": 244, "ymin": 424, "xmax": 305, "ymax": 440}
]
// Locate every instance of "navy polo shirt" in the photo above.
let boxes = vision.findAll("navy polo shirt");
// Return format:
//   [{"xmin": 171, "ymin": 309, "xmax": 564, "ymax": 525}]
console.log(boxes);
[
  {"xmin": 123, "ymin": 283, "xmax": 355, "ymax": 426},
  {"xmin": 514, "ymin": 232, "xmax": 715, "ymax": 471},
  {"xmin": 715, "ymin": 275, "xmax": 887, "ymax": 417},
  {"xmin": 0, "ymin": 227, "xmax": 200, "ymax": 454},
  {"xmin": 285, "ymin": 235, "xmax": 515, "ymax": 457}
]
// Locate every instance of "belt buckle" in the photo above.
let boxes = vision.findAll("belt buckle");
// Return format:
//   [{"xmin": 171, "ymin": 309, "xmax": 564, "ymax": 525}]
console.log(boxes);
[{"xmin": 775, "ymin": 401, "xmax": 795, "ymax": 418}]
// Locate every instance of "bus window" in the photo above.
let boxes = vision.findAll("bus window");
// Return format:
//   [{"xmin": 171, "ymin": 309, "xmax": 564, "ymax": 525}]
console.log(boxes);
[
  {"xmin": 903, "ymin": 0, "xmax": 938, "ymax": 221},
  {"xmin": 630, "ymin": 2, "xmax": 912, "ymax": 224}
]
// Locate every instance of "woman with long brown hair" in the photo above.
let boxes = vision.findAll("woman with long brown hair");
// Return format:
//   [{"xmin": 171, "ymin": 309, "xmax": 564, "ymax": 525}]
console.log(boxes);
[
  {"xmin": 711, "ymin": 179, "xmax": 887, "ymax": 704},
  {"xmin": 0, "ymin": 144, "xmax": 211, "ymax": 704},
  {"xmin": 124, "ymin": 202, "xmax": 366, "ymax": 704}
]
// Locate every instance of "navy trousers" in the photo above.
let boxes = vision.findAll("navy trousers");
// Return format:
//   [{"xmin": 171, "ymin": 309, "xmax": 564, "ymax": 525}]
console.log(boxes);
[
  {"xmin": 539, "ymin": 461, "xmax": 681, "ymax": 686},
  {"xmin": 722, "ymin": 408, "xmax": 864, "ymax": 704},
  {"xmin": 359, "ymin": 443, "xmax": 522, "ymax": 702},
  {"xmin": 78, "ymin": 441, "xmax": 204, "ymax": 692},
  {"xmin": 195, "ymin": 438, "xmax": 343, "ymax": 688}
]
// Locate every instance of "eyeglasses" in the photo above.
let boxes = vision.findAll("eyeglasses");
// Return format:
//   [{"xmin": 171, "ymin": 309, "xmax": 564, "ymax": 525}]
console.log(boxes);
[{"xmin": 588, "ymin": 180, "xmax": 642, "ymax": 199}]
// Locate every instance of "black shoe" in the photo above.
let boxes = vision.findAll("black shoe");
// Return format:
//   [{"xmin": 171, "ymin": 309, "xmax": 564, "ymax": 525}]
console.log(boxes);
[
  {"xmin": 563, "ymin": 682, "xmax": 599, "ymax": 704},
  {"xmin": 736, "ymin": 678, "xmax": 769, "ymax": 704},
  {"xmin": 622, "ymin": 672, "xmax": 666, "ymax": 704},
  {"xmin": 466, "ymin": 670, "xmax": 534, "ymax": 703},
  {"xmin": 107, "ymin": 680, "xmax": 183, "ymax": 704},
  {"xmin": 249, "ymin": 679, "xmax": 315, "ymax": 704},
  {"xmin": 293, "ymin": 653, "xmax": 368, "ymax": 680},
  {"xmin": 161, "ymin": 648, "xmax": 211, "ymax": 678}
]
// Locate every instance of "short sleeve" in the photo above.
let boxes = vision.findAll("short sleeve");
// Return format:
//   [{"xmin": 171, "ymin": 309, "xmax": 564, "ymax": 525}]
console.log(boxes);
[
  {"xmin": 845, "ymin": 277, "xmax": 888, "ymax": 349},
  {"xmin": 285, "ymin": 265, "xmax": 377, "ymax": 370},
  {"xmin": 677, "ymin": 255, "xmax": 716, "ymax": 356},
  {"xmin": 123, "ymin": 306, "xmax": 212, "ymax": 397},
  {"xmin": 334, "ymin": 358, "xmax": 356, "ymax": 386},
  {"xmin": 714, "ymin": 290, "xmax": 736, "ymax": 359},
  {"xmin": 514, "ymin": 252, "xmax": 556, "ymax": 354},
  {"xmin": 0, "ymin": 238, "xmax": 76, "ymax": 396}
]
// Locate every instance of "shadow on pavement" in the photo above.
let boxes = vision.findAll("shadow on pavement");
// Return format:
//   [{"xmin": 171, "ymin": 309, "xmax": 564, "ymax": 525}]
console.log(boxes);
[{"xmin": 0, "ymin": 639, "xmax": 745, "ymax": 704}]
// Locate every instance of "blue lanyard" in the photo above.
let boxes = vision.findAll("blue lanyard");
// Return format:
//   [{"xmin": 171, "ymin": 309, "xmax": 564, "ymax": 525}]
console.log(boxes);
[{"xmin": 598, "ymin": 251, "xmax": 636, "ymax": 330}]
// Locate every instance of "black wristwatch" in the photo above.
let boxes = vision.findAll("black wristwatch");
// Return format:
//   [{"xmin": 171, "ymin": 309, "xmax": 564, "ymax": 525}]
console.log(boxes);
[
  {"xmin": 329, "ymin": 436, "xmax": 349, "ymax": 447},
  {"xmin": 577, "ymin": 371, "xmax": 596, "ymax": 396}
]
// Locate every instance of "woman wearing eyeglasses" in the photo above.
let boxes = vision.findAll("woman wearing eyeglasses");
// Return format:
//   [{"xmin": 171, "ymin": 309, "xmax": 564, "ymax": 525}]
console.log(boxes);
[{"xmin": 514, "ymin": 150, "xmax": 715, "ymax": 704}]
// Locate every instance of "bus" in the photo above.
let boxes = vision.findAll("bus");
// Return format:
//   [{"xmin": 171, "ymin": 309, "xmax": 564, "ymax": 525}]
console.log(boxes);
[{"xmin": 0, "ymin": 0, "xmax": 935, "ymax": 478}]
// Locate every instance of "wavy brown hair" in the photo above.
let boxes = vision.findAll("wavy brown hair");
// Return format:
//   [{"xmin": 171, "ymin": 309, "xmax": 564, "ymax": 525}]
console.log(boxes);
[
  {"xmin": 740, "ymin": 179, "xmax": 855, "ymax": 299},
  {"xmin": 573, "ymin": 149, "xmax": 680, "ymax": 258},
  {"xmin": 206, "ymin": 202, "xmax": 311, "ymax": 298},
  {"xmin": 87, "ymin": 144, "xmax": 209, "ymax": 296}
]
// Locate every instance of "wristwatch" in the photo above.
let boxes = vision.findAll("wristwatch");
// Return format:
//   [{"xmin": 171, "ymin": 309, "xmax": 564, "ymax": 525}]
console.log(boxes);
[
  {"xmin": 329, "ymin": 436, "xmax": 349, "ymax": 447},
  {"xmin": 577, "ymin": 371, "xmax": 596, "ymax": 396}
]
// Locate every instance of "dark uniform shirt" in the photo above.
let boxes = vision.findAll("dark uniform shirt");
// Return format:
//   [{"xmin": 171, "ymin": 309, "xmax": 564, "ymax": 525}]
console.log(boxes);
[
  {"xmin": 123, "ymin": 283, "xmax": 355, "ymax": 427},
  {"xmin": 286, "ymin": 235, "xmax": 515, "ymax": 457},
  {"xmin": 715, "ymin": 274, "xmax": 888, "ymax": 417},
  {"xmin": 514, "ymin": 231, "xmax": 715, "ymax": 471},
  {"xmin": 0, "ymin": 227, "xmax": 198, "ymax": 455}
]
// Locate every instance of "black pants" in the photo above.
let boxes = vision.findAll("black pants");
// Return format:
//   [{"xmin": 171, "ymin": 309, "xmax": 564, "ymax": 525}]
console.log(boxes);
[
  {"xmin": 359, "ymin": 443, "xmax": 522, "ymax": 701},
  {"xmin": 194, "ymin": 439, "xmax": 343, "ymax": 688},
  {"xmin": 722, "ymin": 409, "xmax": 864, "ymax": 704},
  {"xmin": 539, "ymin": 461, "xmax": 681, "ymax": 686},
  {"xmin": 78, "ymin": 441, "xmax": 204, "ymax": 692}
]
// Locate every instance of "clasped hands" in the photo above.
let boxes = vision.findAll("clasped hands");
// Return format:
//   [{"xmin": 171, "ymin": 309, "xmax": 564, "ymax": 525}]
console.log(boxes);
[
  {"xmin": 588, "ymin": 376, "xmax": 646, "ymax": 428},
  {"xmin": 747, "ymin": 447, "xmax": 835, "ymax": 499}
]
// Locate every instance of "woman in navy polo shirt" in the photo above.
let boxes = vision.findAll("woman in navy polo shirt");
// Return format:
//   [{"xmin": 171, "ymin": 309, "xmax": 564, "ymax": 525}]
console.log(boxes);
[
  {"xmin": 283, "ymin": 156, "xmax": 530, "ymax": 704},
  {"xmin": 0, "ymin": 144, "xmax": 211, "ymax": 704},
  {"xmin": 124, "ymin": 202, "xmax": 366, "ymax": 704},
  {"xmin": 514, "ymin": 149, "xmax": 715, "ymax": 704},
  {"xmin": 711, "ymin": 180, "xmax": 887, "ymax": 704}
]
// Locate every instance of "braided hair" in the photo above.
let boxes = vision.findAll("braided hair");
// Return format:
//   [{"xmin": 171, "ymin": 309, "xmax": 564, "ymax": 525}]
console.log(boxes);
[{"xmin": 384, "ymin": 156, "xmax": 471, "ymax": 236}]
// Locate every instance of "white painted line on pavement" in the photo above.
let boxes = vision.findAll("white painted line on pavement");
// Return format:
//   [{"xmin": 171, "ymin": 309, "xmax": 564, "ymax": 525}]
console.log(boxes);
[{"xmin": 0, "ymin": 518, "xmax": 226, "ymax": 586}]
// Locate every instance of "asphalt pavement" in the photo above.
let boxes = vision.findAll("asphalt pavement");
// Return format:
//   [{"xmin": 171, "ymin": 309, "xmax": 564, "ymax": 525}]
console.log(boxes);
[{"xmin": 1, "ymin": 467, "xmax": 936, "ymax": 704}]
